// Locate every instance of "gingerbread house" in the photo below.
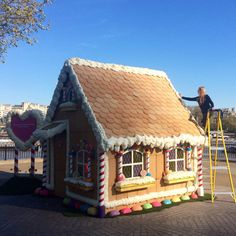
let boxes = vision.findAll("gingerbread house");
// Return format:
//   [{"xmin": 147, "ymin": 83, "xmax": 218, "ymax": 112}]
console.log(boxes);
[{"xmin": 35, "ymin": 57, "xmax": 206, "ymax": 217}]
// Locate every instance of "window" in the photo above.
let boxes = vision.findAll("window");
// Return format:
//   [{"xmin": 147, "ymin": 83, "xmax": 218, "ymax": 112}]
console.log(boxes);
[
  {"xmin": 122, "ymin": 150, "xmax": 144, "ymax": 178},
  {"xmin": 76, "ymin": 150, "xmax": 89, "ymax": 178},
  {"xmin": 169, "ymin": 148, "xmax": 185, "ymax": 172}
]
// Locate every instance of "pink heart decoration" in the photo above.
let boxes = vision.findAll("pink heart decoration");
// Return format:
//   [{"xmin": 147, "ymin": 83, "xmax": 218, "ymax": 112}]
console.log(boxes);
[
  {"xmin": 11, "ymin": 115, "xmax": 37, "ymax": 142},
  {"xmin": 6, "ymin": 110, "xmax": 43, "ymax": 150}
]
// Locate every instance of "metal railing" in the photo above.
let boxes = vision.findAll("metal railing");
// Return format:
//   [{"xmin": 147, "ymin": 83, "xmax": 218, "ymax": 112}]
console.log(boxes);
[{"xmin": 0, "ymin": 143, "xmax": 43, "ymax": 160}]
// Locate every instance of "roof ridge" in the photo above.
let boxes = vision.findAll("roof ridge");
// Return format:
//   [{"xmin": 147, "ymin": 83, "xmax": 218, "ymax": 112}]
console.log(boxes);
[{"xmin": 68, "ymin": 57, "xmax": 167, "ymax": 77}]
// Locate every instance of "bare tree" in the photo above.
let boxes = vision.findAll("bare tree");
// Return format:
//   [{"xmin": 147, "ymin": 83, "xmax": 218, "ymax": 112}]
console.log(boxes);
[{"xmin": 0, "ymin": 0, "xmax": 51, "ymax": 62}]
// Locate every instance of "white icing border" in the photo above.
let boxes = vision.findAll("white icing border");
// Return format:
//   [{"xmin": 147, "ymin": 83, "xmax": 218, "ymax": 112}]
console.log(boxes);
[
  {"xmin": 163, "ymin": 171, "xmax": 196, "ymax": 181},
  {"xmin": 33, "ymin": 121, "xmax": 67, "ymax": 140},
  {"xmin": 69, "ymin": 57, "xmax": 167, "ymax": 77},
  {"xmin": 6, "ymin": 109, "xmax": 44, "ymax": 151},
  {"xmin": 45, "ymin": 57, "xmax": 205, "ymax": 151},
  {"xmin": 115, "ymin": 176, "xmax": 155, "ymax": 188},
  {"xmin": 105, "ymin": 185, "xmax": 197, "ymax": 208}
]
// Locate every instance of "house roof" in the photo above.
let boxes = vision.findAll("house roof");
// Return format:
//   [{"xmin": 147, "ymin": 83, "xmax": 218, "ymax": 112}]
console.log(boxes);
[{"xmin": 46, "ymin": 58, "xmax": 205, "ymax": 151}]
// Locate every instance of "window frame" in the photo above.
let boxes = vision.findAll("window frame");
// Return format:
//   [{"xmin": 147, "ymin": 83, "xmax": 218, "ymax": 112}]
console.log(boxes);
[
  {"xmin": 168, "ymin": 147, "xmax": 185, "ymax": 172},
  {"xmin": 121, "ymin": 150, "xmax": 144, "ymax": 179},
  {"xmin": 75, "ymin": 149, "xmax": 89, "ymax": 178}
]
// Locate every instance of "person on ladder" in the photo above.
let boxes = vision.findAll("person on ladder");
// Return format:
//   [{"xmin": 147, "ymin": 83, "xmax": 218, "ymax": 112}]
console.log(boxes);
[{"xmin": 180, "ymin": 86, "xmax": 214, "ymax": 128}]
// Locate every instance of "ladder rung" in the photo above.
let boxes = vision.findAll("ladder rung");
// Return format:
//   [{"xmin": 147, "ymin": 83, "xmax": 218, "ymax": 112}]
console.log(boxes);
[
  {"xmin": 210, "ymin": 131, "xmax": 221, "ymax": 134},
  {"xmin": 212, "ymin": 166, "xmax": 228, "ymax": 170},
  {"xmin": 213, "ymin": 192, "xmax": 233, "ymax": 195},
  {"xmin": 210, "ymin": 147, "xmax": 224, "ymax": 151}
]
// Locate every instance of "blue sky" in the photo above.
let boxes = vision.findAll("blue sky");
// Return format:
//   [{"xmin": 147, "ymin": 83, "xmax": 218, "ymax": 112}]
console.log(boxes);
[{"xmin": 1, "ymin": 0, "xmax": 236, "ymax": 108}]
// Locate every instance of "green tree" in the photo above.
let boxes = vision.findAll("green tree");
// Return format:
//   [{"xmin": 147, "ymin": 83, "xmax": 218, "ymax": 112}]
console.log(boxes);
[{"xmin": 0, "ymin": 0, "xmax": 51, "ymax": 62}]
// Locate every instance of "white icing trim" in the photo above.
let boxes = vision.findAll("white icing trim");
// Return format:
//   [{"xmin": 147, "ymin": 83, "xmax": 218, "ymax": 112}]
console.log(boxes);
[
  {"xmin": 6, "ymin": 109, "xmax": 44, "ymax": 151},
  {"xmin": 105, "ymin": 185, "xmax": 197, "ymax": 208},
  {"xmin": 64, "ymin": 177, "xmax": 93, "ymax": 187},
  {"xmin": 66, "ymin": 187, "xmax": 98, "ymax": 206},
  {"xmin": 108, "ymin": 134, "xmax": 206, "ymax": 151},
  {"xmin": 33, "ymin": 122, "xmax": 67, "ymax": 139},
  {"xmin": 69, "ymin": 57, "xmax": 167, "ymax": 77},
  {"xmin": 163, "ymin": 171, "xmax": 196, "ymax": 181},
  {"xmin": 115, "ymin": 176, "xmax": 155, "ymax": 188},
  {"xmin": 59, "ymin": 101, "xmax": 76, "ymax": 109},
  {"xmin": 45, "ymin": 57, "xmax": 205, "ymax": 151}
]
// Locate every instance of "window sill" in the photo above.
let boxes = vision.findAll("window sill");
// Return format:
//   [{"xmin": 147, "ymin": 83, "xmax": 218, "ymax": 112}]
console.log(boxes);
[
  {"xmin": 163, "ymin": 171, "xmax": 196, "ymax": 184},
  {"xmin": 59, "ymin": 102, "xmax": 77, "ymax": 111},
  {"xmin": 64, "ymin": 177, "xmax": 94, "ymax": 191},
  {"xmin": 115, "ymin": 176, "xmax": 155, "ymax": 192}
]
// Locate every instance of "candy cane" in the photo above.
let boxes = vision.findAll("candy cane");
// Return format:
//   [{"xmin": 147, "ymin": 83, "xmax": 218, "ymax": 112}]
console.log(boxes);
[
  {"xmin": 197, "ymin": 146, "xmax": 204, "ymax": 196},
  {"xmin": 98, "ymin": 153, "xmax": 105, "ymax": 218},
  {"xmin": 165, "ymin": 149, "xmax": 170, "ymax": 172},
  {"xmin": 116, "ymin": 152, "xmax": 123, "ymax": 180},
  {"xmin": 14, "ymin": 148, "xmax": 19, "ymax": 176},
  {"xmin": 42, "ymin": 141, "xmax": 47, "ymax": 186},
  {"xmin": 69, "ymin": 152, "xmax": 74, "ymax": 177},
  {"xmin": 30, "ymin": 144, "xmax": 35, "ymax": 176},
  {"xmin": 145, "ymin": 150, "xmax": 150, "ymax": 174},
  {"xmin": 187, "ymin": 147, "xmax": 192, "ymax": 170},
  {"xmin": 87, "ymin": 154, "xmax": 91, "ymax": 179}
]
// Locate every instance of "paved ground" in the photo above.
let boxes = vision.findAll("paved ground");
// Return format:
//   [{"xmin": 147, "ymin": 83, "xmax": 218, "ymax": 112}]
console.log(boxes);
[{"xmin": 1, "ymin": 158, "xmax": 236, "ymax": 235}]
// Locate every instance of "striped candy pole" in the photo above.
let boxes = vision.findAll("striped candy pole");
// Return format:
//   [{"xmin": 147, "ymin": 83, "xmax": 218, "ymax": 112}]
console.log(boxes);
[
  {"xmin": 87, "ymin": 154, "xmax": 91, "ymax": 179},
  {"xmin": 98, "ymin": 153, "xmax": 105, "ymax": 218},
  {"xmin": 69, "ymin": 151, "xmax": 74, "ymax": 177},
  {"xmin": 186, "ymin": 146, "xmax": 192, "ymax": 170},
  {"xmin": 197, "ymin": 146, "xmax": 204, "ymax": 196},
  {"xmin": 145, "ymin": 150, "xmax": 150, "ymax": 174},
  {"xmin": 116, "ymin": 151, "xmax": 123, "ymax": 181},
  {"xmin": 14, "ymin": 148, "xmax": 19, "ymax": 176},
  {"xmin": 165, "ymin": 149, "xmax": 170, "ymax": 173},
  {"xmin": 42, "ymin": 141, "xmax": 47, "ymax": 186},
  {"xmin": 30, "ymin": 144, "xmax": 36, "ymax": 176}
]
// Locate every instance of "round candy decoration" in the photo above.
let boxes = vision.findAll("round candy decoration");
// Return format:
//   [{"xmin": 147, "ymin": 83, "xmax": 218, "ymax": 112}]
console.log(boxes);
[{"xmin": 140, "ymin": 170, "xmax": 147, "ymax": 177}]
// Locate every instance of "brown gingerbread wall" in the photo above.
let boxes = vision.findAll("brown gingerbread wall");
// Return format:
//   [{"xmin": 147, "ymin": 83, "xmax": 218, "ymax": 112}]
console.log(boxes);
[
  {"xmin": 106, "ymin": 149, "xmax": 194, "ymax": 211},
  {"xmin": 52, "ymin": 103, "xmax": 98, "ymax": 200}
]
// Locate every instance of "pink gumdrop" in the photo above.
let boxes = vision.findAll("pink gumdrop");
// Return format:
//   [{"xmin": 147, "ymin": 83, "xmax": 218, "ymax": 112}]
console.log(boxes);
[
  {"xmin": 40, "ymin": 189, "xmax": 49, "ymax": 197},
  {"xmin": 117, "ymin": 174, "xmax": 125, "ymax": 182},
  {"xmin": 34, "ymin": 187, "xmax": 42, "ymax": 195}
]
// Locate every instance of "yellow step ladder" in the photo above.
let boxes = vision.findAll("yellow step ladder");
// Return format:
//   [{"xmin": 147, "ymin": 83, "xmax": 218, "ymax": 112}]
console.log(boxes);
[{"xmin": 205, "ymin": 109, "xmax": 236, "ymax": 203}]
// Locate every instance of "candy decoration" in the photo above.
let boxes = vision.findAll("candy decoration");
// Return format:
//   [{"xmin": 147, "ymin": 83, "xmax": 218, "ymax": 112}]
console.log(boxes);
[
  {"xmin": 151, "ymin": 201, "xmax": 162, "ymax": 208},
  {"xmin": 74, "ymin": 202, "xmax": 81, "ymax": 209},
  {"xmin": 34, "ymin": 187, "xmax": 42, "ymax": 195},
  {"xmin": 63, "ymin": 197, "xmax": 71, "ymax": 206},
  {"xmin": 108, "ymin": 210, "xmax": 120, "ymax": 217},
  {"xmin": 162, "ymin": 199, "xmax": 172, "ymax": 205},
  {"xmin": 145, "ymin": 150, "xmax": 150, "ymax": 174},
  {"xmin": 87, "ymin": 207, "xmax": 97, "ymax": 216},
  {"xmin": 172, "ymin": 197, "xmax": 181, "ymax": 203},
  {"xmin": 142, "ymin": 203, "xmax": 152, "ymax": 210},
  {"xmin": 69, "ymin": 151, "xmax": 74, "ymax": 177},
  {"xmin": 191, "ymin": 192, "xmax": 198, "ymax": 199},
  {"xmin": 140, "ymin": 170, "xmax": 147, "ymax": 177},
  {"xmin": 80, "ymin": 204, "xmax": 90, "ymax": 214},
  {"xmin": 14, "ymin": 148, "xmax": 19, "ymax": 176},
  {"xmin": 120, "ymin": 207, "xmax": 132, "ymax": 215},
  {"xmin": 132, "ymin": 205, "xmax": 143, "ymax": 212},
  {"xmin": 42, "ymin": 141, "xmax": 47, "ymax": 186},
  {"xmin": 87, "ymin": 154, "xmax": 91, "ymax": 179},
  {"xmin": 186, "ymin": 146, "xmax": 192, "ymax": 170},
  {"xmin": 116, "ymin": 151, "xmax": 123, "ymax": 181},
  {"xmin": 30, "ymin": 144, "xmax": 36, "ymax": 176},
  {"xmin": 39, "ymin": 189, "xmax": 49, "ymax": 197},
  {"xmin": 164, "ymin": 149, "xmax": 170, "ymax": 172},
  {"xmin": 181, "ymin": 195, "xmax": 190, "ymax": 201},
  {"xmin": 197, "ymin": 146, "xmax": 204, "ymax": 196},
  {"xmin": 98, "ymin": 153, "xmax": 105, "ymax": 218}
]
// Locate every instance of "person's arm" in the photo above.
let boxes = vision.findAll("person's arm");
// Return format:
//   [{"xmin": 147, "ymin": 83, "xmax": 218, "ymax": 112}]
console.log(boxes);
[
  {"xmin": 206, "ymin": 95, "xmax": 214, "ymax": 108},
  {"xmin": 181, "ymin": 96, "xmax": 199, "ymax": 102}
]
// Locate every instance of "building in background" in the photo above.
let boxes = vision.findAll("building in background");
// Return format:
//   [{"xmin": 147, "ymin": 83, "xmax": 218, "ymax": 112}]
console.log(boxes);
[{"xmin": 0, "ymin": 102, "xmax": 48, "ymax": 119}]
